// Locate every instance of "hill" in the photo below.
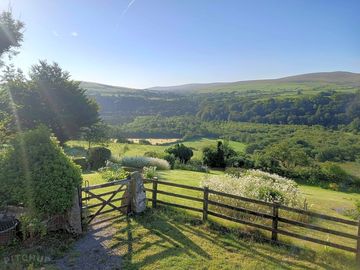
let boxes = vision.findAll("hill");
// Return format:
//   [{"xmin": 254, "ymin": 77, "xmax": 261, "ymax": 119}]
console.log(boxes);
[
  {"xmin": 149, "ymin": 71, "xmax": 360, "ymax": 93},
  {"xmin": 79, "ymin": 81, "xmax": 139, "ymax": 94}
]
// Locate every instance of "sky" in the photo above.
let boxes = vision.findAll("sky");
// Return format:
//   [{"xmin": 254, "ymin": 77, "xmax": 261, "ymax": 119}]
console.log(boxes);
[{"xmin": 1, "ymin": 0, "xmax": 360, "ymax": 89}]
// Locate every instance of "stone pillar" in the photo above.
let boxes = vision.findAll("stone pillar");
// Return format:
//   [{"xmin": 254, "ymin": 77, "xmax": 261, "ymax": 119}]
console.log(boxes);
[{"xmin": 129, "ymin": 172, "xmax": 147, "ymax": 213}]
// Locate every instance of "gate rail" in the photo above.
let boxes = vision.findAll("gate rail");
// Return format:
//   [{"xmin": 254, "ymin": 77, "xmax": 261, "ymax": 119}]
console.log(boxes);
[{"xmin": 80, "ymin": 178, "xmax": 131, "ymax": 224}]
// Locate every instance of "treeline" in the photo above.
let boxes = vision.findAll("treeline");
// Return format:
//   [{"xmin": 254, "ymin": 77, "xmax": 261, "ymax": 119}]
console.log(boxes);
[
  {"xmin": 93, "ymin": 90, "xmax": 360, "ymax": 131},
  {"xmin": 197, "ymin": 91, "xmax": 360, "ymax": 129},
  {"xmin": 110, "ymin": 115, "xmax": 360, "ymax": 164}
]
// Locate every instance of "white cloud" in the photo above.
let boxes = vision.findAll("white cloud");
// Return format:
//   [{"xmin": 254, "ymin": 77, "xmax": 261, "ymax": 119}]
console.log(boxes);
[
  {"xmin": 52, "ymin": 30, "xmax": 59, "ymax": 37},
  {"xmin": 71, "ymin": 32, "xmax": 78, "ymax": 37}
]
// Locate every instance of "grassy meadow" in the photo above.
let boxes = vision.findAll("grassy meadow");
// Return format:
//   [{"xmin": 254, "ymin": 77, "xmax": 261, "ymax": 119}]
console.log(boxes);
[
  {"xmin": 82, "ymin": 169, "xmax": 360, "ymax": 269},
  {"xmin": 68, "ymin": 137, "xmax": 360, "ymax": 269}
]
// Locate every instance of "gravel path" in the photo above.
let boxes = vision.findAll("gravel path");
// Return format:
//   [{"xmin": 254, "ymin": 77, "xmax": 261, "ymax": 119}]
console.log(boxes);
[{"xmin": 56, "ymin": 216, "xmax": 124, "ymax": 270}]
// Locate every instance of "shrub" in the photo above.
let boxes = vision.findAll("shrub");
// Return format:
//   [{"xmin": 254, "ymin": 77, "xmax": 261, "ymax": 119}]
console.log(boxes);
[
  {"xmin": 165, "ymin": 143, "xmax": 193, "ymax": 164},
  {"xmin": 139, "ymin": 139, "xmax": 151, "ymax": 145},
  {"xmin": 320, "ymin": 162, "xmax": 350, "ymax": 183},
  {"xmin": 99, "ymin": 167, "xmax": 129, "ymax": 182},
  {"xmin": 203, "ymin": 141, "xmax": 237, "ymax": 168},
  {"xmin": 117, "ymin": 137, "xmax": 132, "ymax": 144},
  {"xmin": 121, "ymin": 156, "xmax": 170, "ymax": 170},
  {"xmin": 143, "ymin": 166, "xmax": 157, "ymax": 179},
  {"xmin": 72, "ymin": 157, "xmax": 88, "ymax": 171},
  {"xmin": 0, "ymin": 126, "xmax": 82, "ymax": 217},
  {"xmin": 163, "ymin": 154, "xmax": 176, "ymax": 169},
  {"xmin": 202, "ymin": 170, "xmax": 306, "ymax": 222},
  {"xmin": 88, "ymin": 147, "xmax": 111, "ymax": 170},
  {"xmin": 144, "ymin": 151, "xmax": 164, "ymax": 158},
  {"xmin": 174, "ymin": 159, "xmax": 208, "ymax": 172}
]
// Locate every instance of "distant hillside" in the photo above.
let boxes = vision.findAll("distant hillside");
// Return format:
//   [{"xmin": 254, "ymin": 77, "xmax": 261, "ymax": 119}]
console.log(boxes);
[
  {"xmin": 79, "ymin": 81, "xmax": 139, "ymax": 94},
  {"xmin": 148, "ymin": 71, "xmax": 360, "ymax": 93}
]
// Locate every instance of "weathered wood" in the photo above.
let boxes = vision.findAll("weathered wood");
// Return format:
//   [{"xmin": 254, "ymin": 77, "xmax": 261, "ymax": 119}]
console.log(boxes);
[
  {"xmin": 152, "ymin": 177, "xmax": 158, "ymax": 208},
  {"xmin": 356, "ymin": 220, "xmax": 360, "ymax": 264},
  {"xmin": 278, "ymin": 217, "xmax": 359, "ymax": 240},
  {"xmin": 208, "ymin": 189, "xmax": 274, "ymax": 207},
  {"xmin": 84, "ymin": 196, "xmax": 127, "ymax": 210},
  {"xmin": 208, "ymin": 200, "xmax": 273, "ymax": 219},
  {"xmin": 87, "ymin": 204, "xmax": 129, "ymax": 219},
  {"xmin": 146, "ymin": 189, "xmax": 204, "ymax": 203},
  {"xmin": 82, "ymin": 178, "xmax": 130, "ymax": 191},
  {"xmin": 279, "ymin": 204, "xmax": 358, "ymax": 226},
  {"xmin": 271, "ymin": 201, "xmax": 279, "ymax": 242},
  {"xmin": 276, "ymin": 228, "xmax": 357, "ymax": 253},
  {"xmin": 149, "ymin": 199, "xmax": 203, "ymax": 213},
  {"xmin": 87, "ymin": 185, "xmax": 124, "ymax": 223},
  {"xmin": 208, "ymin": 211, "xmax": 273, "ymax": 232},
  {"xmin": 147, "ymin": 179, "xmax": 204, "ymax": 191},
  {"xmin": 203, "ymin": 187, "xmax": 209, "ymax": 222},
  {"xmin": 86, "ymin": 190, "xmax": 120, "ymax": 210},
  {"xmin": 82, "ymin": 188, "xmax": 127, "ymax": 201}
]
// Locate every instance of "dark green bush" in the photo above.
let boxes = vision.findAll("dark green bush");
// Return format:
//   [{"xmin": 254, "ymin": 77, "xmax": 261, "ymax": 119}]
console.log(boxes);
[
  {"xmin": 72, "ymin": 157, "xmax": 88, "ymax": 171},
  {"xmin": 88, "ymin": 147, "xmax": 111, "ymax": 170},
  {"xmin": 163, "ymin": 154, "xmax": 176, "ymax": 169},
  {"xmin": 139, "ymin": 139, "xmax": 151, "ymax": 145},
  {"xmin": 0, "ymin": 126, "xmax": 82, "ymax": 216},
  {"xmin": 165, "ymin": 143, "xmax": 193, "ymax": 164}
]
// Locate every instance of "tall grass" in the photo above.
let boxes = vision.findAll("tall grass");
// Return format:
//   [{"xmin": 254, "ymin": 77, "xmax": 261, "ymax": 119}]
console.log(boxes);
[{"xmin": 121, "ymin": 156, "xmax": 170, "ymax": 170}]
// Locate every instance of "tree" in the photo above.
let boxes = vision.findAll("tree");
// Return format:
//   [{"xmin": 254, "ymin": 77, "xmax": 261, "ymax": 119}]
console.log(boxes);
[
  {"xmin": 2, "ymin": 61, "xmax": 100, "ymax": 143},
  {"xmin": 203, "ymin": 141, "xmax": 237, "ymax": 168},
  {"xmin": 165, "ymin": 143, "xmax": 193, "ymax": 164},
  {"xmin": 0, "ymin": 10, "xmax": 24, "ymax": 63},
  {"xmin": 81, "ymin": 122, "xmax": 108, "ymax": 149}
]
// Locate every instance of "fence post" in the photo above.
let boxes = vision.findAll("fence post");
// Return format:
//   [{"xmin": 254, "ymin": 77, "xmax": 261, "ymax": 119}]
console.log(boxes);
[
  {"xmin": 203, "ymin": 187, "xmax": 209, "ymax": 223},
  {"xmin": 356, "ymin": 219, "xmax": 360, "ymax": 265},
  {"xmin": 78, "ymin": 186, "xmax": 83, "ymax": 230},
  {"xmin": 152, "ymin": 177, "xmax": 158, "ymax": 208},
  {"xmin": 271, "ymin": 201, "xmax": 279, "ymax": 242}
]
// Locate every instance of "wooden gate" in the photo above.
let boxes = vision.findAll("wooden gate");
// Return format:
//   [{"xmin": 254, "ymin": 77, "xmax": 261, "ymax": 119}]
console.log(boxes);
[{"xmin": 80, "ymin": 178, "xmax": 131, "ymax": 224}]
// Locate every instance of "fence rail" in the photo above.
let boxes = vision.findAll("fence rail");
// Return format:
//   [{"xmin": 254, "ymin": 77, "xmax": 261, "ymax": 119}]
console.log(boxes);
[{"xmin": 145, "ymin": 177, "xmax": 360, "ymax": 263}]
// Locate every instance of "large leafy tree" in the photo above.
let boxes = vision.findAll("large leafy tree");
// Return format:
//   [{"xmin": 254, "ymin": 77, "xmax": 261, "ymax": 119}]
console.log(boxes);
[
  {"xmin": 2, "ymin": 61, "xmax": 100, "ymax": 143},
  {"xmin": 0, "ymin": 10, "xmax": 24, "ymax": 62},
  {"xmin": 0, "ymin": 11, "xmax": 24, "ymax": 142}
]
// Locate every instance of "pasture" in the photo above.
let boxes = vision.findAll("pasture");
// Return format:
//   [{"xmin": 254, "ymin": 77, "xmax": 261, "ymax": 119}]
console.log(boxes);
[{"xmin": 81, "ymin": 169, "xmax": 360, "ymax": 269}]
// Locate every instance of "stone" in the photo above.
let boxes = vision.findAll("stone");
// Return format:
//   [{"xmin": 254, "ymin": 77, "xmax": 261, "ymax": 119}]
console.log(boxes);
[{"xmin": 130, "ymin": 172, "xmax": 147, "ymax": 213}]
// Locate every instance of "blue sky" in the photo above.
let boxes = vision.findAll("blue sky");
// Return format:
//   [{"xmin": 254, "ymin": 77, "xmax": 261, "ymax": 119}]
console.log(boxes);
[{"xmin": 2, "ymin": 0, "xmax": 360, "ymax": 88}]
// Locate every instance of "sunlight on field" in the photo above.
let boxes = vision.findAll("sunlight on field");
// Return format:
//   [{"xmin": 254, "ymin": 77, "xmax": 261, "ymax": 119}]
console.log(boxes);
[
  {"xmin": 83, "ymin": 168, "xmax": 360, "ymax": 262},
  {"xmin": 127, "ymin": 138, "xmax": 180, "ymax": 145},
  {"xmin": 68, "ymin": 138, "xmax": 246, "ymax": 160}
]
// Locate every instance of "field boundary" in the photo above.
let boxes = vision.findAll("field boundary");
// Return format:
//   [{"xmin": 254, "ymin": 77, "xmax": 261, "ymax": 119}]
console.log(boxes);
[{"xmin": 145, "ymin": 177, "xmax": 360, "ymax": 263}]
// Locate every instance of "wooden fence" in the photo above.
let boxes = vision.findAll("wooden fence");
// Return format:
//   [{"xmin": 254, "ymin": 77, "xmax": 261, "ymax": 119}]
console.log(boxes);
[{"xmin": 145, "ymin": 177, "xmax": 360, "ymax": 263}]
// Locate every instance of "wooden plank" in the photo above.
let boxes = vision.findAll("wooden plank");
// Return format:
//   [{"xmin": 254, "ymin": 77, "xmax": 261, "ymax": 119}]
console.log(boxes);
[
  {"xmin": 87, "ymin": 204, "xmax": 128, "ymax": 219},
  {"xmin": 208, "ymin": 200, "xmax": 273, "ymax": 219},
  {"xmin": 272, "ymin": 202, "xmax": 280, "ymax": 241},
  {"xmin": 279, "ymin": 205, "xmax": 358, "ymax": 226},
  {"xmin": 208, "ymin": 211, "xmax": 274, "ymax": 232},
  {"xmin": 278, "ymin": 217, "xmax": 359, "ymax": 240},
  {"xmin": 203, "ymin": 187, "xmax": 209, "ymax": 222},
  {"xmin": 87, "ymin": 185, "xmax": 123, "ymax": 223},
  {"xmin": 149, "ymin": 199, "xmax": 203, "ymax": 213},
  {"xmin": 149, "ymin": 179, "xmax": 204, "ymax": 191},
  {"xmin": 356, "ymin": 221, "xmax": 360, "ymax": 264},
  {"xmin": 82, "ymin": 179, "xmax": 130, "ymax": 191},
  {"xmin": 208, "ymin": 189, "xmax": 274, "ymax": 207},
  {"xmin": 84, "ymin": 196, "xmax": 127, "ymax": 210},
  {"xmin": 82, "ymin": 188, "xmax": 127, "ymax": 201},
  {"xmin": 276, "ymin": 228, "xmax": 357, "ymax": 253},
  {"xmin": 149, "ymin": 189, "xmax": 204, "ymax": 203}
]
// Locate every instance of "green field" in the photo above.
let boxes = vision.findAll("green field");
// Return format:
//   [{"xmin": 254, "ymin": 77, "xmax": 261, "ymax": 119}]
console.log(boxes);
[
  {"xmin": 67, "ymin": 138, "xmax": 246, "ymax": 160},
  {"xmin": 82, "ymin": 168, "xmax": 360, "ymax": 269}
]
